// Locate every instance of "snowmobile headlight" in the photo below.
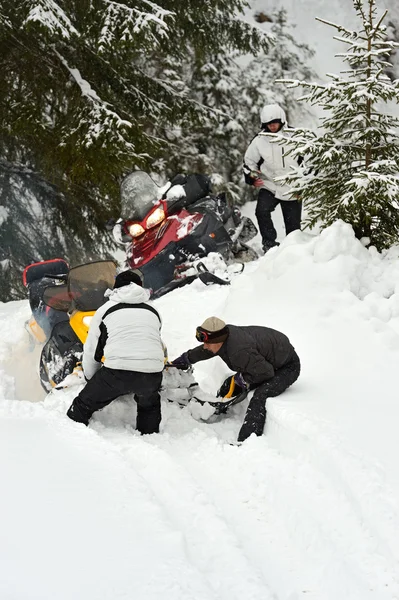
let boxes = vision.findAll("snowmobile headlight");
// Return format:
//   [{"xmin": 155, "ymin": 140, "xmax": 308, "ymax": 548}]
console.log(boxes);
[
  {"xmin": 128, "ymin": 223, "xmax": 145, "ymax": 238},
  {"xmin": 82, "ymin": 316, "xmax": 93, "ymax": 328},
  {"xmin": 146, "ymin": 207, "xmax": 165, "ymax": 229}
]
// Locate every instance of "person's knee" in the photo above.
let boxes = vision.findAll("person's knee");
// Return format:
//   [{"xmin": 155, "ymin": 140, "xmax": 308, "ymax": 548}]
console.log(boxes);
[
  {"xmin": 255, "ymin": 204, "xmax": 268, "ymax": 219},
  {"xmin": 67, "ymin": 398, "xmax": 91, "ymax": 425}
]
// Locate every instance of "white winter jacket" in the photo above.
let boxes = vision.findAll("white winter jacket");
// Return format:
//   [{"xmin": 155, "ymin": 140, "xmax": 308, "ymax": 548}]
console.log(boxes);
[
  {"xmin": 82, "ymin": 283, "xmax": 164, "ymax": 379},
  {"xmin": 244, "ymin": 104, "xmax": 297, "ymax": 201}
]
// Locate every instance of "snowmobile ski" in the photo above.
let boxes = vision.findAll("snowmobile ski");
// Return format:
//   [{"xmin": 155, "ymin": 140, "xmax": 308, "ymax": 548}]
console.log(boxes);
[{"xmin": 196, "ymin": 262, "xmax": 230, "ymax": 287}]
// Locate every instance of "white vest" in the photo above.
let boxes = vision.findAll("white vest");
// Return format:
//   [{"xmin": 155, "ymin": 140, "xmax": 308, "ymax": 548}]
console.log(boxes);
[{"xmin": 82, "ymin": 283, "xmax": 164, "ymax": 379}]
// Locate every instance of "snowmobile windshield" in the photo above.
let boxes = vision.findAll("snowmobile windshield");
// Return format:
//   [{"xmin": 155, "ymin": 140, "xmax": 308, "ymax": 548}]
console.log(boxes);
[
  {"xmin": 120, "ymin": 171, "xmax": 160, "ymax": 221},
  {"xmin": 68, "ymin": 260, "xmax": 117, "ymax": 312},
  {"xmin": 42, "ymin": 261, "xmax": 117, "ymax": 312},
  {"xmin": 43, "ymin": 284, "xmax": 71, "ymax": 312}
]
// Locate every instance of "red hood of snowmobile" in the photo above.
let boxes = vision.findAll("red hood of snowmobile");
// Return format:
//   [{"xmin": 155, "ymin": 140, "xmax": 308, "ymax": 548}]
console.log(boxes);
[{"xmin": 128, "ymin": 208, "xmax": 203, "ymax": 268}]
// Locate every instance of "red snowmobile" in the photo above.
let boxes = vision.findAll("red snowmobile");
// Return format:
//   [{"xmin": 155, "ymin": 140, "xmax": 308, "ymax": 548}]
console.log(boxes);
[{"xmin": 111, "ymin": 172, "xmax": 257, "ymax": 297}]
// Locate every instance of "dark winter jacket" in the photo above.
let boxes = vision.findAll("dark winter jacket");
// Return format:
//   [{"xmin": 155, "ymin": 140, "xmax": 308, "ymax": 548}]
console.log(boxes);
[{"xmin": 187, "ymin": 324, "xmax": 296, "ymax": 385}]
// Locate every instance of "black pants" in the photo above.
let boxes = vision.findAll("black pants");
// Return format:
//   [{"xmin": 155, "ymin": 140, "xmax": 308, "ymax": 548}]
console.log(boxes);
[
  {"xmin": 67, "ymin": 367, "xmax": 163, "ymax": 434},
  {"xmin": 255, "ymin": 188, "xmax": 302, "ymax": 249},
  {"xmin": 237, "ymin": 352, "xmax": 301, "ymax": 442}
]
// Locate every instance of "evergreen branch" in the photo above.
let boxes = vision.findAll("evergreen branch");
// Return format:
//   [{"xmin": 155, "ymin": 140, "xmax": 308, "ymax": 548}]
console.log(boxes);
[
  {"xmin": 0, "ymin": 158, "xmax": 63, "ymax": 197},
  {"xmin": 275, "ymin": 78, "xmax": 324, "ymax": 90},
  {"xmin": 103, "ymin": 0, "xmax": 173, "ymax": 27},
  {"xmin": 54, "ymin": 49, "xmax": 136, "ymax": 152},
  {"xmin": 315, "ymin": 17, "xmax": 367, "ymax": 41},
  {"xmin": 83, "ymin": 45, "xmax": 171, "ymax": 115},
  {"xmin": 24, "ymin": 0, "xmax": 79, "ymax": 39},
  {"xmin": 0, "ymin": 10, "xmax": 12, "ymax": 28},
  {"xmin": 371, "ymin": 8, "xmax": 388, "ymax": 37}
]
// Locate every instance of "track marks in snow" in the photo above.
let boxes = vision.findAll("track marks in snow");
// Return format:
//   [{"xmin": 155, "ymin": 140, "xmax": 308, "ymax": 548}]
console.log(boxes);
[
  {"xmin": 42, "ymin": 387, "xmax": 399, "ymax": 600},
  {"xmin": 97, "ymin": 427, "xmax": 275, "ymax": 600},
  {"xmin": 265, "ymin": 401, "xmax": 399, "ymax": 599},
  {"xmin": 93, "ymin": 411, "xmax": 399, "ymax": 600}
]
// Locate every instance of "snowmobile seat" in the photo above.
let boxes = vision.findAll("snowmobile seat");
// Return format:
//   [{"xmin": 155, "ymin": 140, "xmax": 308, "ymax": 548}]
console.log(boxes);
[
  {"xmin": 167, "ymin": 174, "xmax": 212, "ymax": 208},
  {"xmin": 22, "ymin": 258, "xmax": 69, "ymax": 287}
]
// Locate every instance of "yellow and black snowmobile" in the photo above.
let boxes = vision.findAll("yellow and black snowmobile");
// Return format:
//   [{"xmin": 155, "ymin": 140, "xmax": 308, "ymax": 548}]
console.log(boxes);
[{"xmin": 23, "ymin": 259, "xmax": 117, "ymax": 392}]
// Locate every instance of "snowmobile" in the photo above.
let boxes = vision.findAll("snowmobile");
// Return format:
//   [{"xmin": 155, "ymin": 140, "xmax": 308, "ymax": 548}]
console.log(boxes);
[
  {"xmin": 23, "ymin": 257, "xmax": 248, "ymax": 418},
  {"xmin": 23, "ymin": 258, "xmax": 117, "ymax": 392},
  {"xmin": 110, "ymin": 171, "xmax": 258, "ymax": 297}
]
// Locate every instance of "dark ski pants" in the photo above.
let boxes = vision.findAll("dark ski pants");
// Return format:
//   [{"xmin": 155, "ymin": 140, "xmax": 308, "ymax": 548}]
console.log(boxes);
[
  {"xmin": 255, "ymin": 188, "xmax": 302, "ymax": 249},
  {"xmin": 67, "ymin": 367, "xmax": 163, "ymax": 434},
  {"xmin": 237, "ymin": 352, "xmax": 301, "ymax": 442}
]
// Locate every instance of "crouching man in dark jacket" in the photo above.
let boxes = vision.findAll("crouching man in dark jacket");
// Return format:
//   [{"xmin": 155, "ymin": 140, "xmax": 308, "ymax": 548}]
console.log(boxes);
[
  {"xmin": 67, "ymin": 270, "xmax": 165, "ymax": 434},
  {"xmin": 172, "ymin": 317, "xmax": 300, "ymax": 442}
]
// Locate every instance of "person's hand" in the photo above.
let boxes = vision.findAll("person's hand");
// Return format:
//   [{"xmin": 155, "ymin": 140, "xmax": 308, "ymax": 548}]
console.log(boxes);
[
  {"xmin": 170, "ymin": 352, "xmax": 191, "ymax": 370},
  {"xmin": 234, "ymin": 372, "xmax": 248, "ymax": 390},
  {"xmin": 217, "ymin": 373, "xmax": 248, "ymax": 398},
  {"xmin": 253, "ymin": 178, "xmax": 264, "ymax": 188}
]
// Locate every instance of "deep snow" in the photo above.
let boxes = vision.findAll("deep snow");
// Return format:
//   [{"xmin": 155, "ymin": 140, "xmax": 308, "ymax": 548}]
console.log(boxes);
[{"xmin": 2, "ymin": 208, "xmax": 399, "ymax": 599}]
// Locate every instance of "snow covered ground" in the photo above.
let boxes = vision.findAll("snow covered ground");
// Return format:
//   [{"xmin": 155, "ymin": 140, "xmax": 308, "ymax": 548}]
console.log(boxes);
[{"xmin": 2, "ymin": 205, "xmax": 399, "ymax": 599}]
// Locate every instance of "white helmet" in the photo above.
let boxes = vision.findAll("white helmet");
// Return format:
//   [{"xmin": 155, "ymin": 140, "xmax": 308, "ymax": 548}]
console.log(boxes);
[{"xmin": 260, "ymin": 104, "xmax": 286, "ymax": 127}]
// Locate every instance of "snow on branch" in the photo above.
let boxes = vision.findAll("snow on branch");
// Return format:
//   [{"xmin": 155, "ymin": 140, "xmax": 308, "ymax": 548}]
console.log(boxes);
[
  {"xmin": 99, "ymin": 0, "xmax": 173, "ymax": 51},
  {"xmin": 0, "ymin": 11, "xmax": 12, "ymax": 28},
  {"xmin": 111, "ymin": 0, "xmax": 174, "ymax": 24},
  {"xmin": 55, "ymin": 50, "xmax": 135, "ymax": 150},
  {"xmin": 315, "ymin": 17, "xmax": 365, "ymax": 40},
  {"xmin": 24, "ymin": 0, "xmax": 78, "ymax": 39},
  {"xmin": 89, "ymin": 50, "xmax": 171, "ymax": 115}
]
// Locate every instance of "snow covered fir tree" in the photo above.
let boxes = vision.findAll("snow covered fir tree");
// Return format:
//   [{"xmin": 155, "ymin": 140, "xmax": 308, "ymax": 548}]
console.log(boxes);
[{"xmin": 277, "ymin": 0, "xmax": 399, "ymax": 250}]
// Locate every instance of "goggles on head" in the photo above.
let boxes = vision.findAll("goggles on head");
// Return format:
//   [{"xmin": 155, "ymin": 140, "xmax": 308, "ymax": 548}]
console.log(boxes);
[{"xmin": 195, "ymin": 326, "xmax": 211, "ymax": 343}]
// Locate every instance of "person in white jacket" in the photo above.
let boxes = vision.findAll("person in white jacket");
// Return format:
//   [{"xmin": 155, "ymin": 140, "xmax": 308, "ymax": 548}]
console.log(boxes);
[
  {"xmin": 243, "ymin": 103, "xmax": 302, "ymax": 252},
  {"xmin": 67, "ymin": 270, "xmax": 165, "ymax": 434}
]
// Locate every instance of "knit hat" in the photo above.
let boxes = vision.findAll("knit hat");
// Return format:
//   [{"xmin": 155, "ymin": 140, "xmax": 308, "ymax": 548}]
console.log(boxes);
[
  {"xmin": 114, "ymin": 269, "xmax": 143, "ymax": 289},
  {"xmin": 196, "ymin": 316, "xmax": 229, "ymax": 343}
]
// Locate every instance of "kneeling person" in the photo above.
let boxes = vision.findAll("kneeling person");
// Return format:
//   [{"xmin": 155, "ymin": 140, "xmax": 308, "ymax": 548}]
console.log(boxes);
[
  {"xmin": 172, "ymin": 317, "xmax": 300, "ymax": 442},
  {"xmin": 67, "ymin": 270, "xmax": 164, "ymax": 434}
]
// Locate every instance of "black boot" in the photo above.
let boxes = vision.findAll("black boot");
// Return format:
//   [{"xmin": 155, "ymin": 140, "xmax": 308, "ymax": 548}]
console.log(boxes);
[
  {"xmin": 237, "ymin": 396, "xmax": 267, "ymax": 442},
  {"xmin": 136, "ymin": 400, "xmax": 161, "ymax": 435},
  {"xmin": 262, "ymin": 241, "xmax": 280, "ymax": 254},
  {"xmin": 66, "ymin": 400, "xmax": 91, "ymax": 426}
]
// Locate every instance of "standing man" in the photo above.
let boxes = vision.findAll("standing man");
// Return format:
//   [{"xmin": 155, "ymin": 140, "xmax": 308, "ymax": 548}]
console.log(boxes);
[
  {"xmin": 243, "ymin": 103, "xmax": 302, "ymax": 253},
  {"xmin": 171, "ymin": 317, "xmax": 300, "ymax": 442},
  {"xmin": 67, "ymin": 270, "xmax": 165, "ymax": 434}
]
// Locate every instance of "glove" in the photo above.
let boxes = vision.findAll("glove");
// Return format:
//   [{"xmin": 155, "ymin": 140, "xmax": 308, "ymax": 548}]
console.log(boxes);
[
  {"xmin": 234, "ymin": 372, "xmax": 248, "ymax": 390},
  {"xmin": 253, "ymin": 178, "xmax": 264, "ymax": 188},
  {"xmin": 217, "ymin": 373, "xmax": 248, "ymax": 398},
  {"xmin": 170, "ymin": 352, "xmax": 191, "ymax": 370}
]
